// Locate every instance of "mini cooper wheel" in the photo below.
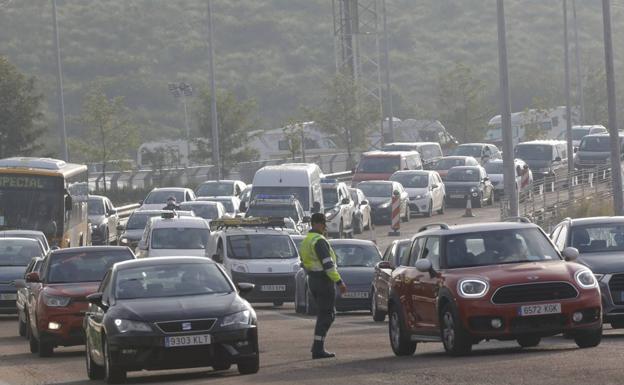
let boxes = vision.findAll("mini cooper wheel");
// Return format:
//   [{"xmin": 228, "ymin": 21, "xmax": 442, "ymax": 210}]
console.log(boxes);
[
  {"xmin": 104, "ymin": 339, "xmax": 126, "ymax": 384},
  {"xmin": 86, "ymin": 338, "xmax": 105, "ymax": 380},
  {"xmin": 517, "ymin": 335, "xmax": 541, "ymax": 348},
  {"xmin": 574, "ymin": 327, "xmax": 602, "ymax": 349},
  {"xmin": 440, "ymin": 303, "xmax": 472, "ymax": 356},
  {"xmin": 237, "ymin": 355, "xmax": 260, "ymax": 375},
  {"xmin": 371, "ymin": 288, "xmax": 385, "ymax": 322},
  {"xmin": 388, "ymin": 305, "xmax": 416, "ymax": 356}
]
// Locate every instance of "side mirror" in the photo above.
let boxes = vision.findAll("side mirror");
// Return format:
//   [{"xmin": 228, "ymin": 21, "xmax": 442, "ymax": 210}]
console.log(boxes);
[
  {"xmin": 554, "ymin": 156, "xmax": 562, "ymax": 162},
  {"xmin": 13, "ymin": 279, "xmax": 26, "ymax": 289},
  {"xmin": 302, "ymin": 216, "xmax": 311, "ymax": 223},
  {"xmin": 483, "ymin": 177, "xmax": 490, "ymax": 182},
  {"xmin": 86, "ymin": 292, "xmax": 108, "ymax": 310},
  {"xmin": 377, "ymin": 261, "xmax": 393, "ymax": 270},
  {"xmin": 212, "ymin": 254, "xmax": 223, "ymax": 263},
  {"xmin": 237, "ymin": 282, "xmax": 255, "ymax": 295},
  {"xmin": 562, "ymin": 247, "xmax": 579, "ymax": 261},
  {"xmin": 415, "ymin": 259, "xmax": 434, "ymax": 275},
  {"xmin": 431, "ymin": 184, "xmax": 438, "ymax": 190},
  {"xmin": 239, "ymin": 201, "xmax": 247, "ymax": 213},
  {"xmin": 25, "ymin": 272, "xmax": 41, "ymax": 283},
  {"xmin": 341, "ymin": 198, "xmax": 350, "ymax": 205},
  {"xmin": 360, "ymin": 200, "xmax": 368, "ymax": 206},
  {"xmin": 116, "ymin": 224, "xmax": 125, "ymax": 232},
  {"xmin": 138, "ymin": 200, "xmax": 144, "ymax": 205},
  {"xmin": 108, "ymin": 208, "xmax": 117, "ymax": 216}
]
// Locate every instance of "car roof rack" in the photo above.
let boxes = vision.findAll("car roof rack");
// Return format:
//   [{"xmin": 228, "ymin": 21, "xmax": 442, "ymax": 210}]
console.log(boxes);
[
  {"xmin": 503, "ymin": 216, "xmax": 532, "ymax": 223},
  {"xmin": 210, "ymin": 217, "xmax": 287, "ymax": 230},
  {"xmin": 417, "ymin": 223, "xmax": 450, "ymax": 232}
]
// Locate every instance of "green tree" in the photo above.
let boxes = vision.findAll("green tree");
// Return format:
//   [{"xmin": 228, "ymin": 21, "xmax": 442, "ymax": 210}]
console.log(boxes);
[
  {"xmin": 195, "ymin": 89, "xmax": 259, "ymax": 176},
  {"xmin": 437, "ymin": 63, "xmax": 492, "ymax": 143},
  {"xmin": 70, "ymin": 84, "xmax": 138, "ymax": 192},
  {"xmin": 312, "ymin": 73, "xmax": 380, "ymax": 168},
  {"xmin": 0, "ymin": 56, "xmax": 46, "ymax": 157},
  {"xmin": 583, "ymin": 65, "xmax": 608, "ymax": 127}
]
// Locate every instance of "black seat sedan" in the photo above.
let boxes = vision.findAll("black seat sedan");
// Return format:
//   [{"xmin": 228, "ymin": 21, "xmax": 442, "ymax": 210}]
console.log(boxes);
[{"xmin": 84, "ymin": 257, "xmax": 258, "ymax": 383}]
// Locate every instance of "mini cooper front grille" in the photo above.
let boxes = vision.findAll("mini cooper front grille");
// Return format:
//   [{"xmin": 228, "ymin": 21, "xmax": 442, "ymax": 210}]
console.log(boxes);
[
  {"xmin": 609, "ymin": 274, "xmax": 624, "ymax": 304},
  {"xmin": 491, "ymin": 282, "xmax": 578, "ymax": 304},
  {"xmin": 155, "ymin": 319, "xmax": 216, "ymax": 334}
]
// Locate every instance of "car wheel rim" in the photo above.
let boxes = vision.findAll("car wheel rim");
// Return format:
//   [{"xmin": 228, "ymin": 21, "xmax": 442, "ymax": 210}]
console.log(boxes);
[
  {"xmin": 390, "ymin": 312, "xmax": 400, "ymax": 348},
  {"xmin": 443, "ymin": 312, "xmax": 455, "ymax": 349}
]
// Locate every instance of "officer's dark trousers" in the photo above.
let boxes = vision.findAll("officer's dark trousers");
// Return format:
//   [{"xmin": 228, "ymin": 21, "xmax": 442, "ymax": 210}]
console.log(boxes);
[{"xmin": 308, "ymin": 272, "xmax": 336, "ymax": 341}]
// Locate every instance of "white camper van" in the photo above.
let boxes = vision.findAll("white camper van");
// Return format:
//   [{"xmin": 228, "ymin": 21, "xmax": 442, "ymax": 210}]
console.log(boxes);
[{"xmin": 250, "ymin": 163, "xmax": 324, "ymax": 216}]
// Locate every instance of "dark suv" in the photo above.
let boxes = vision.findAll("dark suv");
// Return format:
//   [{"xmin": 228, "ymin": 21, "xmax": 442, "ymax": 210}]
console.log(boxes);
[
  {"xmin": 387, "ymin": 222, "xmax": 602, "ymax": 357},
  {"xmin": 550, "ymin": 216, "xmax": 624, "ymax": 329}
]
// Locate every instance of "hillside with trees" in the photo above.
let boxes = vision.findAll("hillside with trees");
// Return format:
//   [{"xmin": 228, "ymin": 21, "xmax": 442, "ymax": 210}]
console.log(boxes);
[{"xmin": 1, "ymin": 0, "xmax": 623, "ymax": 162}]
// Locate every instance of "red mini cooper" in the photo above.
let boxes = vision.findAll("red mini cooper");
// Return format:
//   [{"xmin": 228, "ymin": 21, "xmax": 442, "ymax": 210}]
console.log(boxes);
[{"xmin": 384, "ymin": 221, "xmax": 602, "ymax": 356}]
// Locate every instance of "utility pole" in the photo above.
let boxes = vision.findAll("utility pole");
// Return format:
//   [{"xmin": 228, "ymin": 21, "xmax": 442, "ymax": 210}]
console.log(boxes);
[
  {"xmin": 52, "ymin": 0, "xmax": 68, "ymax": 161},
  {"xmin": 496, "ymin": 0, "xmax": 518, "ymax": 218},
  {"xmin": 563, "ymin": 0, "xmax": 574, "ymax": 198},
  {"xmin": 207, "ymin": 0, "xmax": 221, "ymax": 179},
  {"xmin": 601, "ymin": 0, "xmax": 624, "ymax": 215},
  {"xmin": 168, "ymin": 82, "xmax": 193, "ymax": 167},
  {"xmin": 572, "ymin": 0, "xmax": 585, "ymax": 124},
  {"xmin": 382, "ymin": 0, "xmax": 394, "ymax": 143}
]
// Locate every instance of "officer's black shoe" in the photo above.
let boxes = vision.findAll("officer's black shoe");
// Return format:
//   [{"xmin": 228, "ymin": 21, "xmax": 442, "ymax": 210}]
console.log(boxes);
[{"xmin": 312, "ymin": 350, "xmax": 336, "ymax": 359}]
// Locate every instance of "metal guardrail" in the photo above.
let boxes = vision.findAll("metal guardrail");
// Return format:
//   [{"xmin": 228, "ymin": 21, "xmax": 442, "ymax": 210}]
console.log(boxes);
[
  {"xmin": 116, "ymin": 203, "xmax": 140, "ymax": 219},
  {"xmin": 323, "ymin": 170, "xmax": 354, "ymax": 182}
]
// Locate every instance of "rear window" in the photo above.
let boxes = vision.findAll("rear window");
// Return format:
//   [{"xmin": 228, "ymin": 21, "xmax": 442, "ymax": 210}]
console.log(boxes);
[
  {"xmin": 332, "ymin": 243, "xmax": 381, "ymax": 267},
  {"xmin": 356, "ymin": 156, "xmax": 400, "ymax": 174},
  {"xmin": 144, "ymin": 190, "xmax": 184, "ymax": 204},
  {"xmin": 451, "ymin": 145, "xmax": 482, "ymax": 158},
  {"xmin": 390, "ymin": 173, "xmax": 429, "ymax": 188},
  {"xmin": 484, "ymin": 162, "xmax": 504, "ymax": 174},
  {"xmin": 227, "ymin": 234, "xmax": 297, "ymax": 259},
  {"xmin": 579, "ymin": 137, "xmax": 610, "ymax": 152},
  {"xmin": 47, "ymin": 250, "xmax": 133, "ymax": 283},
  {"xmin": 433, "ymin": 158, "xmax": 466, "ymax": 170},
  {"xmin": 357, "ymin": 183, "xmax": 392, "ymax": 198},
  {"xmin": 0, "ymin": 239, "xmax": 43, "ymax": 266},
  {"xmin": 179, "ymin": 203, "xmax": 220, "ymax": 220},
  {"xmin": 196, "ymin": 182, "xmax": 233, "ymax": 197},
  {"xmin": 446, "ymin": 168, "xmax": 480, "ymax": 182},
  {"xmin": 515, "ymin": 144, "xmax": 553, "ymax": 161}
]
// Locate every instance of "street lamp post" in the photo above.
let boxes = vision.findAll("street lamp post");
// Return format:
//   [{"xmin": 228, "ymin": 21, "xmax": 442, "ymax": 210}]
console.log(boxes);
[
  {"xmin": 168, "ymin": 82, "xmax": 193, "ymax": 167},
  {"xmin": 52, "ymin": 0, "xmax": 68, "ymax": 161},
  {"xmin": 207, "ymin": 0, "xmax": 222, "ymax": 179}
]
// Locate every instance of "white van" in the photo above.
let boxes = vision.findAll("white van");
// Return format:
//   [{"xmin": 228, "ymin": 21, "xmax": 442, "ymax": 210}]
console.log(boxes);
[
  {"xmin": 207, "ymin": 218, "xmax": 301, "ymax": 306},
  {"xmin": 135, "ymin": 214, "xmax": 210, "ymax": 258},
  {"xmin": 251, "ymin": 163, "xmax": 324, "ymax": 216}
]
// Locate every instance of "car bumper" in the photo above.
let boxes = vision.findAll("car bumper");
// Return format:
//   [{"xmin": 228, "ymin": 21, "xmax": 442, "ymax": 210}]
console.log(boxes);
[
  {"xmin": 37, "ymin": 306, "xmax": 88, "ymax": 347},
  {"xmin": 599, "ymin": 277, "xmax": 624, "ymax": 323},
  {"xmin": 457, "ymin": 292, "xmax": 602, "ymax": 339},
  {"xmin": 370, "ymin": 207, "xmax": 391, "ymax": 223},
  {"xmin": 107, "ymin": 326, "xmax": 258, "ymax": 371},
  {"xmin": 230, "ymin": 271, "xmax": 296, "ymax": 303},
  {"xmin": 0, "ymin": 291, "xmax": 17, "ymax": 314},
  {"xmin": 408, "ymin": 199, "xmax": 429, "ymax": 214}
]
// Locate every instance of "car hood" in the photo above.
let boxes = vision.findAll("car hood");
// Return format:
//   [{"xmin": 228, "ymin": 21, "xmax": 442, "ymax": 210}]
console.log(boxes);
[
  {"xmin": 237, "ymin": 259, "xmax": 299, "ymax": 274},
  {"xmin": 578, "ymin": 253, "xmax": 624, "ymax": 274},
  {"xmin": 451, "ymin": 261, "xmax": 580, "ymax": 287},
  {"xmin": 0, "ymin": 266, "xmax": 28, "ymax": 283},
  {"xmin": 89, "ymin": 215, "xmax": 106, "ymax": 226},
  {"xmin": 113, "ymin": 292, "xmax": 247, "ymax": 322},
  {"xmin": 337, "ymin": 266, "xmax": 375, "ymax": 286},
  {"xmin": 405, "ymin": 187, "xmax": 429, "ymax": 197},
  {"xmin": 576, "ymin": 151, "xmax": 610, "ymax": 160},
  {"xmin": 44, "ymin": 282, "xmax": 100, "ymax": 298},
  {"xmin": 367, "ymin": 197, "xmax": 392, "ymax": 206}
]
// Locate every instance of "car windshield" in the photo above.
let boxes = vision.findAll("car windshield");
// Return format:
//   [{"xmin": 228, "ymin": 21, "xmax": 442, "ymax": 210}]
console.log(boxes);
[
  {"xmin": 322, "ymin": 188, "xmax": 339, "ymax": 207},
  {"xmin": 47, "ymin": 250, "xmax": 132, "ymax": 283},
  {"xmin": 227, "ymin": 234, "xmax": 297, "ymax": 259},
  {"xmin": 356, "ymin": 157, "xmax": 400, "ymax": 174},
  {"xmin": 390, "ymin": 173, "xmax": 428, "ymax": 188},
  {"xmin": 357, "ymin": 183, "xmax": 392, "ymax": 198},
  {"xmin": 572, "ymin": 129, "xmax": 590, "ymax": 141},
  {"xmin": 445, "ymin": 228, "xmax": 559, "ymax": 268},
  {"xmin": 151, "ymin": 228, "xmax": 209, "ymax": 249},
  {"xmin": 115, "ymin": 263, "xmax": 232, "ymax": 300},
  {"xmin": 451, "ymin": 145, "xmax": 482, "ymax": 158},
  {"xmin": 332, "ymin": 243, "xmax": 381, "ymax": 267},
  {"xmin": 88, "ymin": 199, "xmax": 105, "ymax": 215},
  {"xmin": 144, "ymin": 190, "xmax": 184, "ymax": 204},
  {"xmin": 433, "ymin": 158, "xmax": 466, "ymax": 170},
  {"xmin": 382, "ymin": 144, "xmax": 416, "ymax": 152},
  {"xmin": 252, "ymin": 187, "xmax": 310, "ymax": 211},
  {"xmin": 579, "ymin": 137, "xmax": 610, "ymax": 152},
  {"xmin": 196, "ymin": 182, "xmax": 233, "ymax": 197},
  {"xmin": 484, "ymin": 162, "xmax": 504, "ymax": 174},
  {"xmin": 571, "ymin": 224, "xmax": 624, "ymax": 253},
  {"xmin": 446, "ymin": 168, "xmax": 480, "ymax": 182},
  {"xmin": 126, "ymin": 212, "xmax": 157, "ymax": 230},
  {"xmin": 0, "ymin": 240, "xmax": 42, "ymax": 266},
  {"xmin": 515, "ymin": 144, "xmax": 552, "ymax": 161},
  {"xmin": 246, "ymin": 205, "xmax": 299, "ymax": 221},
  {"xmin": 179, "ymin": 203, "xmax": 220, "ymax": 220}
]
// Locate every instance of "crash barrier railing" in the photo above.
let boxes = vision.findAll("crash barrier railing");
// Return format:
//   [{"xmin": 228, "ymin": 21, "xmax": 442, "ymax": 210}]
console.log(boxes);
[
  {"xmin": 500, "ymin": 164, "xmax": 616, "ymax": 231},
  {"xmin": 323, "ymin": 170, "xmax": 354, "ymax": 183},
  {"xmin": 115, "ymin": 203, "xmax": 140, "ymax": 219}
]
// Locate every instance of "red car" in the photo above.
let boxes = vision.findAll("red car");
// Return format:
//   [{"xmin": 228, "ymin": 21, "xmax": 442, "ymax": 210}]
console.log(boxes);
[
  {"xmin": 385, "ymin": 222, "xmax": 602, "ymax": 356},
  {"xmin": 26, "ymin": 246, "xmax": 135, "ymax": 357}
]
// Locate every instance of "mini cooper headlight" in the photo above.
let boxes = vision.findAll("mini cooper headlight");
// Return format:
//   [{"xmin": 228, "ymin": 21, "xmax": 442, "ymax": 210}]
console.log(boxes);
[
  {"xmin": 114, "ymin": 319, "xmax": 152, "ymax": 333},
  {"xmin": 575, "ymin": 270, "xmax": 598, "ymax": 289},
  {"xmin": 43, "ymin": 294, "xmax": 71, "ymax": 307},
  {"xmin": 220, "ymin": 310, "xmax": 251, "ymax": 327},
  {"xmin": 458, "ymin": 279, "xmax": 489, "ymax": 298}
]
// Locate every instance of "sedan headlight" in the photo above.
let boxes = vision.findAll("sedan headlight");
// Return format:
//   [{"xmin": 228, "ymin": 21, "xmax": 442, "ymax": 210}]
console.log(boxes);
[
  {"xmin": 470, "ymin": 186, "xmax": 478, "ymax": 193},
  {"xmin": 114, "ymin": 319, "xmax": 152, "ymax": 333},
  {"xmin": 220, "ymin": 310, "xmax": 251, "ymax": 327},
  {"xmin": 231, "ymin": 263, "xmax": 248, "ymax": 273},
  {"xmin": 414, "ymin": 194, "xmax": 424, "ymax": 200},
  {"xmin": 458, "ymin": 279, "xmax": 489, "ymax": 298},
  {"xmin": 379, "ymin": 201, "xmax": 391, "ymax": 209},
  {"xmin": 575, "ymin": 270, "xmax": 598, "ymax": 289},
  {"xmin": 43, "ymin": 294, "xmax": 71, "ymax": 307}
]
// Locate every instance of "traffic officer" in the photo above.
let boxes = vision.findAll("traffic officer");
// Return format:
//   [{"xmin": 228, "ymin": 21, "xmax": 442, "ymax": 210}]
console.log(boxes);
[
  {"xmin": 300, "ymin": 212, "xmax": 347, "ymax": 359},
  {"xmin": 163, "ymin": 196, "xmax": 180, "ymax": 211}
]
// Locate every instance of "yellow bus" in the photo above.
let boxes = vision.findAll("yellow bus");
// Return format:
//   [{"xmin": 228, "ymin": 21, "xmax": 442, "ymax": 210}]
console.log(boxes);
[{"xmin": 0, "ymin": 157, "xmax": 89, "ymax": 248}]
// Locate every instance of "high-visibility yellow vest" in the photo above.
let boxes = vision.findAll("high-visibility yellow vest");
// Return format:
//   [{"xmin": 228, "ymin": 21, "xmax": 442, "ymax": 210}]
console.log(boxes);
[{"xmin": 300, "ymin": 232, "xmax": 341, "ymax": 283}]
